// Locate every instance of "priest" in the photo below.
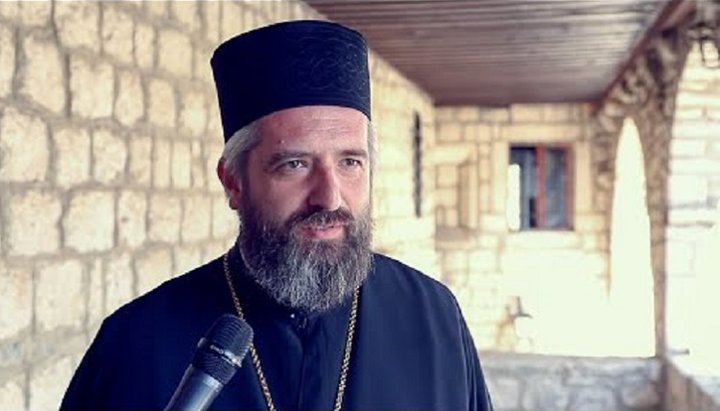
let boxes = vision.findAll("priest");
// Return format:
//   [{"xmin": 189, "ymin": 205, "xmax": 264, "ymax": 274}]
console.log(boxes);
[{"xmin": 61, "ymin": 20, "xmax": 494, "ymax": 411}]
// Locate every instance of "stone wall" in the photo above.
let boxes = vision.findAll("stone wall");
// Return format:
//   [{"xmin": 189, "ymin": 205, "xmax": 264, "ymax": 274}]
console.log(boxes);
[
  {"xmin": 665, "ymin": 355, "xmax": 720, "ymax": 411},
  {"xmin": 434, "ymin": 104, "xmax": 611, "ymax": 354},
  {"xmin": 666, "ymin": 43, "xmax": 720, "ymax": 354},
  {"xmin": 0, "ymin": 1, "xmax": 436, "ymax": 409},
  {"xmin": 594, "ymin": 26, "xmax": 692, "ymax": 355},
  {"xmin": 482, "ymin": 352, "xmax": 662, "ymax": 411}
]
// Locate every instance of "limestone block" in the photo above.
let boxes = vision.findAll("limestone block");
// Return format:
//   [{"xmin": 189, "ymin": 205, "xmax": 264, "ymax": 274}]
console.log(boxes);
[
  {"xmin": 570, "ymin": 387, "xmax": 617, "ymax": 411},
  {"xmin": 499, "ymin": 123, "xmax": 582, "ymax": 142},
  {"xmin": 485, "ymin": 377, "xmax": 520, "ymax": 409},
  {"xmin": 478, "ymin": 156, "xmax": 491, "ymax": 181},
  {"xmin": 128, "ymin": 135, "xmax": 152, "ymax": 186},
  {"xmin": 87, "ymin": 259, "xmax": 104, "ymax": 326},
  {"xmin": 491, "ymin": 141, "xmax": 508, "ymax": 213},
  {"xmin": 0, "ymin": 107, "xmax": 48, "ymax": 182},
  {"xmin": 101, "ymin": 5, "xmax": 134, "ymax": 64},
  {"xmin": 174, "ymin": 245, "xmax": 203, "ymax": 275},
  {"xmin": 665, "ymin": 240, "xmax": 695, "ymax": 276},
  {"xmin": 468, "ymin": 250, "xmax": 498, "ymax": 272},
  {"xmin": 170, "ymin": 0, "xmax": 200, "ymax": 33},
  {"xmin": 244, "ymin": 6, "xmax": 261, "ymax": 32},
  {"xmin": 0, "ymin": 26, "xmax": 14, "ymax": 98},
  {"xmin": 212, "ymin": 196, "xmax": 237, "ymax": 239},
  {"xmin": 675, "ymin": 107, "xmax": 704, "ymax": 121},
  {"xmin": 70, "ymin": 56, "xmax": 114, "ymax": 119},
  {"xmin": 55, "ymin": 1, "xmax": 100, "ymax": 52},
  {"xmin": 191, "ymin": 141, "xmax": 206, "ymax": 188},
  {"xmin": 463, "ymin": 124, "xmax": 493, "ymax": 142},
  {"xmin": 676, "ymin": 90, "xmax": 720, "ymax": 109},
  {"xmin": 671, "ymin": 158, "xmax": 720, "ymax": 176},
  {"xmin": 511, "ymin": 104, "xmax": 544, "ymax": 122},
  {"xmin": 135, "ymin": 248, "xmax": 173, "ymax": 295},
  {"xmin": 455, "ymin": 107, "xmax": 480, "ymax": 122},
  {"xmin": 711, "ymin": 141, "xmax": 720, "ymax": 156},
  {"xmin": 444, "ymin": 208, "xmax": 459, "ymax": 227},
  {"xmin": 203, "ymin": 1, "xmax": 221, "ymax": 44},
  {"xmin": 435, "ymin": 165, "xmax": 458, "ymax": 188},
  {"xmin": 93, "ymin": 128, "xmax": 127, "ymax": 184},
  {"xmin": 145, "ymin": 0, "xmax": 167, "ymax": 18},
  {"xmin": 118, "ymin": 191, "xmax": 147, "ymax": 248},
  {"xmin": 621, "ymin": 381, "xmax": 660, "ymax": 409},
  {"xmin": 134, "ymin": 22, "xmax": 155, "ymax": 70},
  {"xmin": 671, "ymin": 138, "xmax": 707, "ymax": 157},
  {"xmin": 18, "ymin": 1, "xmax": 51, "ymax": 27},
  {"xmin": 158, "ymin": 29, "xmax": 192, "ymax": 78},
  {"xmin": 171, "ymin": 141, "xmax": 192, "ymax": 188},
  {"xmin": 180, "ymin": 90, "xmax": 207, "ymax": 137},
  {"xmin": 0, "ymin": 1, "xmax": 18, "ymax": 20},
  {"xmin": 221, "ymin": 2, "xmax": 244, "ymax": 42},
  {"xmin": 64, "ymin": 191, "xmax": 115, "ymax": 252},
  {"xmin": 181, "ymin": 196, "xmax": 211, "ymax": 242},
  {"xmin": 521, "ymin": 376, "xmax": 570, "ymax": 411},
  {"xmin": 29, "ymin": 357, "xmax": 74, "ymax": 411},
  {"xmin": 479, "ymin": 214, "xmax": 507, "ymax": 233},
  {"xmin": 0, "ymin": 263, "xmax": 32, "ymax": 339},
  {"xmin": 36, "ymin": 259, "xmax": 84, "ymax": 331},
  {"xmin": 573, "ymin": 213, "xmax": 607, "ymax": 233},
  {"xmin": 478, "ymin": 107, "xmax": 511, "ymax": 123},
  {"xmin": 53, "ymin": 126, "xmax": 90, "ymax": 188},
  {"xmin": 0, "ymin": 379, "xmax": 24, "ymax": 411},
  {"xmin": 148, "ymin": 78, "xmax": 176, "ymax": 128},
  {"xmin": 148, "ymin": 193, "xmax": 182, "ymax": 243},
  {"xmin": 430, "ymin": 143, "xmax": 472, "ymax": 166},
  {"xmin": 674, "ymin": 121, "xmax": 720, "ymax": 140},
  {"xmin": 435, "ymin": 187, "xmax": 457, "ymax": 208},
  {"xmin": 20, "ymin": 34, "xmax": 65, "ymax": 113},
  {"xmin": 153, "ymin": 138, "xmax": 172, "ymax": 188},
  {"xmin": 543, "ymin": 104, "xmax": 577, "ymax": 122},
  {"xmin": 105, "ymin": 253, "xmax": 134, "ymax": 314},
  {"xmin": 437, "ymin": 123, "xmax": 462, "ymax": 142},
  {"xmin": 6, "ymin": 190, "xmax": 61, "ymax": 256},
  {"xmin": 115, "ymin": 70, "xmax": 144, "ymax": 126}
]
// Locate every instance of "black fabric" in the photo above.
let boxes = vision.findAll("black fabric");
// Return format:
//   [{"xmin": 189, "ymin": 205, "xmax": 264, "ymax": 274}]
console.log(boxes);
[
  {"xmin": 211, "ymin": 20, "xmax": 371, "ymax": 141},
  {"xmin": 60, "ymin": 249, "xmax": 493, "ymax": 411}
]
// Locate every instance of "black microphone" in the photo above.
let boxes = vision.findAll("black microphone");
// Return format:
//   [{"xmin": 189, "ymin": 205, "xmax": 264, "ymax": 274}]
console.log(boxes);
[{"xmin": 165, "ymin": 314, "xmax": 253, "ymax": 411}]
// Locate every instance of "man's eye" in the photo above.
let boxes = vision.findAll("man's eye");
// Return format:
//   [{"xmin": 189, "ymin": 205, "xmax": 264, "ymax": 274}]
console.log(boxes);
[
  {"xmin": 280, "ymin": 160, "xmax": 305, "ymax": 170},
  {"xmin": 341, "ymin": 158, "xmax": 362, "ymax": 167}
]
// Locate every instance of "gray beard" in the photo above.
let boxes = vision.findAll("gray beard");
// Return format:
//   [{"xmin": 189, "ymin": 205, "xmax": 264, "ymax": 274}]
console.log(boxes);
[{"xmin": 236, "ymin": 197, "xmax": 373, "ymax": 313}]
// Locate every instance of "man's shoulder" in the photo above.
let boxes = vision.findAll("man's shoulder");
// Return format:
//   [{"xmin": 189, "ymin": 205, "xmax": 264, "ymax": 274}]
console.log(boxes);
[
  {"xmin": 370, "ymin": 253, "xmax": 458, "ymax": 309},
  {"xmin": 103, "ymin": 255, "xmax": 226, "ymax": 332}
]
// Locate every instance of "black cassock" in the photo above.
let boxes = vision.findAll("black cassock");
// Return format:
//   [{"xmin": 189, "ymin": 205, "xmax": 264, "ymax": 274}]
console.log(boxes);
[{"xmin": 61, "ymin": 248, "xmax": 493, "ymax": 411}]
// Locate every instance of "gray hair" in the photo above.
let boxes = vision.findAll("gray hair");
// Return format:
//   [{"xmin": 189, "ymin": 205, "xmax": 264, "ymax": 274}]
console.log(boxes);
[{"xmin": 221, "ymin": 119, "xmax": 377, "ymax": 182}]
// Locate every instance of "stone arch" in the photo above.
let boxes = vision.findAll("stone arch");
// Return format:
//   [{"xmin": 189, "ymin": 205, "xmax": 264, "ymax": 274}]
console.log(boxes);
[{"xmin": 592, "ymin": 26, "xmax": 693, "ymax": 355}]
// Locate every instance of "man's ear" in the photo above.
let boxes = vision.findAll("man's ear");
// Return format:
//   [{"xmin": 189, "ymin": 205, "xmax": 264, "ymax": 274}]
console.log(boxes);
[{"xmin": 217, "ymin": 159, "xmax": 241, "ymax": 210}]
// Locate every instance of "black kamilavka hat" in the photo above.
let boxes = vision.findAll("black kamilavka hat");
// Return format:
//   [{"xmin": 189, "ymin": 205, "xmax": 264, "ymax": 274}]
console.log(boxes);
[{"xmin": 211, "ymin": 20, "xmax": 371, "ymax": 142}]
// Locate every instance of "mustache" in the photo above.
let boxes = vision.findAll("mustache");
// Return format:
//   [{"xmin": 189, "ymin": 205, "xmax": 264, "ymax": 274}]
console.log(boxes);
[{"xmin": 285, "ymin": 207, "xmax": 355, "ymax": 229}]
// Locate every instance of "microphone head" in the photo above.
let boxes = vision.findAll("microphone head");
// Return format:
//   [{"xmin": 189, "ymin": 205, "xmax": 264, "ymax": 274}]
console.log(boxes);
[{"xmin": 192, "ymin": 314, "xmax": 253, "ymax": 385}]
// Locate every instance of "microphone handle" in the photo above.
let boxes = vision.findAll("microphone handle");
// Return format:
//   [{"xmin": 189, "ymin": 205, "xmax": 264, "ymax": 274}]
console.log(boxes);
[{"xmin": 164, "ymin": 365, "xmax": 224, "ymax": 411}]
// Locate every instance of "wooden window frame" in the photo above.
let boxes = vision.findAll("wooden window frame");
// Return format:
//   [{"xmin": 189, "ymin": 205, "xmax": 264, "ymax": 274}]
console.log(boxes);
[{"xmin": 510, "ymin": 144, "xmax": 574, "ymax": 231}]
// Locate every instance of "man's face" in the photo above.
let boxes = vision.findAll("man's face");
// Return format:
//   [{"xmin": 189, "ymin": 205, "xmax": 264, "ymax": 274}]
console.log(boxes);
[
  {"xmin": 244, "ymin": 105, "xmax": 370, "ymax": 235},
  {"xmin": 224, "ymin": 106, "xmax": 373, "ymax": 312}
]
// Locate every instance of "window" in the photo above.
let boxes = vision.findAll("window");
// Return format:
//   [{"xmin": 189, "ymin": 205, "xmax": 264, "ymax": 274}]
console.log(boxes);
[
  {"xmin": 413, "ymin": 113, "xmax": 423, "ymax": 218},
  {"xmin": 508, "ymin": 145, "xmax": 573, "ymax": 230}
]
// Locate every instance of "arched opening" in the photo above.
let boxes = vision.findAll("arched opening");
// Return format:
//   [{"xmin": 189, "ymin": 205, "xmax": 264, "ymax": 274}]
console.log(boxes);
[{"xmin": 608, "ymin": 118, "xmax": 655, "ymax": 357}]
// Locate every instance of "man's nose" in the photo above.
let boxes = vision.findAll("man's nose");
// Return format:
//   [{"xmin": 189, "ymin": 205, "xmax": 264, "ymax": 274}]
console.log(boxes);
[{"xmin": 308, "ymin": 164, "xmax": 342, "ymax": 211}]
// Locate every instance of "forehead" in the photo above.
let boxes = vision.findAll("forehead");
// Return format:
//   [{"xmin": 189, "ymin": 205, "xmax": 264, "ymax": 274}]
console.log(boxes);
[{"xmin": 255, "ymin": 106, "xmax": 367, "ymax": 148}]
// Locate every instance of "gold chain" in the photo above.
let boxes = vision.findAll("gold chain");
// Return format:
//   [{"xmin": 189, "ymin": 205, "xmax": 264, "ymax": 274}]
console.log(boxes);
[{"xmin": 222, "ymin": 252, "xmax": 359, "ymax": 411}]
